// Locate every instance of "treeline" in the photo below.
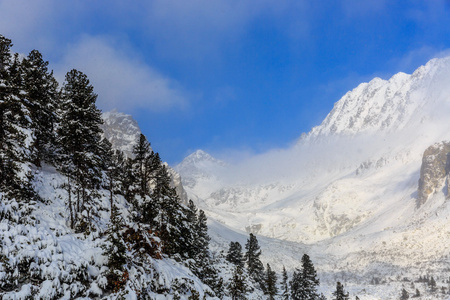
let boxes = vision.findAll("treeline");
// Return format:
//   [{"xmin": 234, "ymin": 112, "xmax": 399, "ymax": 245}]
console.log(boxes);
[{"xmin": 225, "ymin": 234, "xmax": 352, "ymax": 300}]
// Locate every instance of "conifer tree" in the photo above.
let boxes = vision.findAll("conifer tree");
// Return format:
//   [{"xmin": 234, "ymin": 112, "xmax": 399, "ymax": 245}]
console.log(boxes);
[
  {"xmin": 290, "ymin": 268, "xmax": 303, "ymax": 300},
  {"xmin": 196, "ymin": 209, "xmax": 210, "ymax": 256},
  {"xmin": 281, "ymin": 265, "xmax": 289, "ymax": 300},
  {"xmin": 121, "ymin": 156, "xmax": 136, "ymax": 204},
  {"xmin": 99, "ymin": 138, "xmax": 120, "ymax": 217},
  {"xmin": 21, "ymin": 49, "xmax": 59, "ymax": 166},
  {"xmin": 244, "ymin": 233, "xmax": 265, "ymax": 287},
  {"xmin": 332, "ymin": 281, "xmax": 349, "ymax": 300},
  {"xmin": 57, "ymin": 69, "xmax": 104, "ymax": 233},
  {"xmin": 228, "ymin": 265, "xmax": 247, "ymax": 300},
  {"xmin": 193, "ymin": 208, "xmax": 220, "ymax": 291},
  {"xmin": 226, "ymin": 241, "xmax": 244, "ymax": 268},
  {"xmin": 400, "ymin": 288, "xmax": 409, "ymax": 300},
  {"xmin": 290, "ymin": 254, "xmax": 320, "ymax": 300},
  {"xmin": 151, "ymin": 163, "xmax": 192, "ymax": 257},
  {"xmin": 0, "ymin": 35, "xmax": 37, "ymax": 210},
  {"xmin": 429, "ymin": 276, "xmax": 437, "ymax": 292},
  {"xmin": 132, "ymin": 134, "xmax": 154, "ymax": 199},
  {"xmin": 264, "ymin": 263, "xmax": 278, "ymax": 299},
  {"xmin": 102, "ymin": 204, "xmax": 128, "ymax": 292},
  {"xmin": 301, "ymin": 254, "xmax": 320, "ymax": 299}
]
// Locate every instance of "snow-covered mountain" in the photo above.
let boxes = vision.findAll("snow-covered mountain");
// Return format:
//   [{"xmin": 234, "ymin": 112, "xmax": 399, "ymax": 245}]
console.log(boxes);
[{"xmin": 176, "ymin": 57, "xmax": 450, "ymax": 299}]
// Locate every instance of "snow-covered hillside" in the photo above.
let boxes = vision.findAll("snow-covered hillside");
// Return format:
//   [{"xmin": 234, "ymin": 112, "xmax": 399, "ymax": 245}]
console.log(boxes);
[{"xmin": 176, "ymin": 57, "xmax": 450, "ymax": 299}]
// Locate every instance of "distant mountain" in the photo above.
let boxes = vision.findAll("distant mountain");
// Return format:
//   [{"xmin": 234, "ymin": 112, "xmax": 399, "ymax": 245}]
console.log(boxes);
[
  {"xmin": 101, "ymin": 109, "xmax": 143, "ymax": 158},
  {"xmin": 177, "ymin": 57, "xmax": 450, "ymax": 298},
  {"xmin": 303, "ymin": 57, "xmax": 450, "ymax": 140}
]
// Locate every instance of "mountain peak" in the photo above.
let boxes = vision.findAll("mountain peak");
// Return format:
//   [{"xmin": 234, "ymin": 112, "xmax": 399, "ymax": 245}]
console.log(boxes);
[
  {"xmin": 178, "ymin": 149, "xmax": 227, "ymax": 169},
  {"xmin": 301, "ymin": 56, "xmax": 450, "ymax": 142}
]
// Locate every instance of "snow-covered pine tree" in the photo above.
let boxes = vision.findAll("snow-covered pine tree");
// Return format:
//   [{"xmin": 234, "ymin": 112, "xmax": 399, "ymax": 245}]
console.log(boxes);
[
  {"xmin": 300, "ymin": 254, "xmax": 320, "ymax": 300},
  {"xmin": 264, "ymin": 263, "xmax": 278, "ymax": 299},
  {"xmin": 0, "ymin": 35, "xmax": 38, "ymax": 217},
  {"xmin": 102, "ymin": 204, "xmax": 128, "ymax": 293},
  {"xmin": 99, "ymin": 138, "xmax": 120, "ymax": 217},
  {"xmin": 290, "ymin": 268, "xmax": 302, "ymax": 300},
  {"xmin": 21, "ymin": 49, "xmax": 59, "ymax": 167},
  {"xmin": 132, "ymin": 133, "xmax": 154, "ymax": 199},
  {"xmin": 228, "ymin": 265, "xmax": 248, "ymax": 300},
  {"xmin": 429, "ymin": 276, "xmax": 437, "ymax": 292},
  {"xmin": 244, "ymin": 233, "xmax": 265, "ymax": 288},
  {"xmin": 195, "ymin": 209, "xmax": 210, "ymax": 257},
  {"xmin": 281, "ymin": 265, "xmax": 289, "ymax": 300},
  {"xmin": 226, "ymin": 241, "xmax": 245, "ymax": 268},
  {"xmin": 290, "ymin": 254, "xmax": 320, "ymax": 300},
  {"xmin": 185, "ymin": 199, "xmax": 198, "ymax": 254},
  {"xmin": 152, "ymin": 163, "xmax": 190, "ymax": 256},
  {"xmin": 120, "ymin": 156, "xmax": 136, "ymax": 204},
  {"xmin": 57, "ymin": 69, "xmax": 104, "ymax": 233},
  {"xmin": 400, "ymin": 288, "xmax": 409, "ymax": 300},
  {"xmin": 332, "ymin": 281, "xmax": 349, "ymax": 300},
  {"xmin": 193, "ymin": 209, "xmax": 220, "ymax": 292}
]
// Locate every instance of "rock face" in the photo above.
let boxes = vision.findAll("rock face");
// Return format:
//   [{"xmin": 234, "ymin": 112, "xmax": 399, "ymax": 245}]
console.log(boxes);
[
  {"xmin": 101, "ymin": 110, "xmax": 143, "ymax": 158},
  {"xmin": 417, "ymin": 141, "xmax": 450, "ymax": 205}
]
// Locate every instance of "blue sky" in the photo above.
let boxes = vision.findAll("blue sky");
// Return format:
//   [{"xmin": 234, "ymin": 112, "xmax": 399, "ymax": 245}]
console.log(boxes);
[{"xmin": 2, "ymin": 1, "xmax": 450, "ymax": 164}]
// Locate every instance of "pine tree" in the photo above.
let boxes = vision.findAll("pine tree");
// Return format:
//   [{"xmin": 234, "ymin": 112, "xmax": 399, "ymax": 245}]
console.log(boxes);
[
  {"xmin": 290, "ymin": 254, "xmax": 320, "ymax": 300},
  {"xmin": 131, "ymin": 138, "xmax": 160, "ymax": 224},
  {"xmin": 264, "ymin": 263, "xmax": 278, "ymax": 299},
  {"xmin": 99, "ymin": 138, "xmax": 120, "ymax": 218},
  {"xmin": 57, "ymin": 69, "xmax": 104, "ymax": 233},
  {"xmin": 300, "ymin": 254, "xmax": 320, "ymax": 300},
  {"xmin": 121, "ymin": 156, "xmax": 136, "ymax": 204},
  {"xmin": 281, "ymin": 265, "xmax": 289, "ymax": 300},
  {"xmin": 429, "ymin": 276, "xmax": 437, "ymax": 292},
  {"xmin": 132, "ymin": 134, "xmax": 154, "ymax": 199},
  {"xmin": 228, "ymin": 265, "xmax": 247, "ymax": 300},
  {"xmin": 400, "ymin": 288, "xmax": 409, "ymax": 300},
  {"xmin": 193, "ymin": 207, "xmax": 217, "ymax": 287},
  {"xmin": 21, "ymin": 49, "xmax": 59, "ymax": 166},
  {"xmin": 102, "ymin": 204, "xmax": 128, "ymax": 292},
  {"xmin": 194, "ymin": 209, "xmax": 211, "ymax": 263},
  {"xmin": 290, "ymin": 268, "xmax": 303, "ymax": 300},
  {"xmin": 332, "ymin": 281, "xmax": 349, "ymax": 300},
  {"xmin": 0, "ymin": 35, "xmax": 37, "ymax": 213},
  {"xmin": 226, "ymin": 242, "xmax": 245, "ymax": 268},
  {"xmin": 150, "ymin": 162, "xmax": 192, "ymax": 258},
  {"xmin": 244, "ymin": 233, "xmax": 265, "ymax": 287}
]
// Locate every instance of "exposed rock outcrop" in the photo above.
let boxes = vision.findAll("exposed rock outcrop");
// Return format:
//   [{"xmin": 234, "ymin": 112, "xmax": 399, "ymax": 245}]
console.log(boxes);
[
  {"xmin": 101, "ymin": 109, "xmax": 142, "ymax": 158},
  {"xmin": 417, "ymin": 141, "xmax": 450, "ymax": 205}
]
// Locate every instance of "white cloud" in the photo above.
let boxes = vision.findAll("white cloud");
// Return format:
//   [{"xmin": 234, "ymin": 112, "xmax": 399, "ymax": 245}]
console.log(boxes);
[{"xmin": 54, "ymin": 35, "xmax": 188, "ymax": 113}]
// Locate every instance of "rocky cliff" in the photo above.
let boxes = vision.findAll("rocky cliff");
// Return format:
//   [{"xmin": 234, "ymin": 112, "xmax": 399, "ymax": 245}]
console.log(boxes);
[{"xmin": 417, "ymin": 141, "xmax": 450, "ymax": 205}]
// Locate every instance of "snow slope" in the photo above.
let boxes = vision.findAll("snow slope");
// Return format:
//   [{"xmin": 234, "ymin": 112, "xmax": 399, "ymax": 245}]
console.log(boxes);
[{"xmin": 176, "ymin": 57, "xmax": 450, "ymax": 299}]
